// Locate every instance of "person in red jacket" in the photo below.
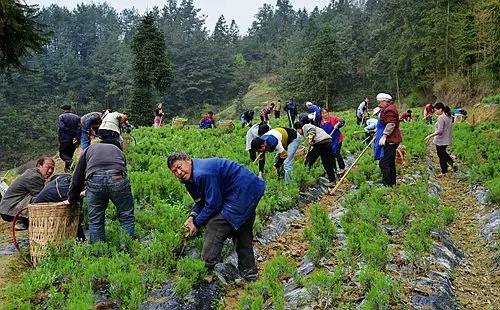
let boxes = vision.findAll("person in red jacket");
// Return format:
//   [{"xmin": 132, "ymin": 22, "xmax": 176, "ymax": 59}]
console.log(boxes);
[
  {"xmin": 377, "ymin": 93, "xmax": 402, "ymax": 186},
  {"xmin": 423, "ymin": 103, "xmax": 434, "ymax": 125},
  {"xmin": 320, "ymin": 108, "xmax": 346, "ymax": 174},
  {"xmin": 400, "ymin": 110, "xmax": 412, "ymax": 122}
]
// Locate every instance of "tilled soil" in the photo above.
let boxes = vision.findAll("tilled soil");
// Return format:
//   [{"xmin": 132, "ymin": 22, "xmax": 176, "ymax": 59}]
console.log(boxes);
[{"xmin": 431, "ymin": 152, "xmax": 500, "ymax": 309}]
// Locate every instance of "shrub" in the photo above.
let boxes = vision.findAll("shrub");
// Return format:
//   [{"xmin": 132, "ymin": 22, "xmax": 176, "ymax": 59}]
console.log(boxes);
[
  {"xmin": 174, "ymin": 257, "xmax": 207, "ymax": 299},
  {"xmin": 304, "ymin": 268, "xmax": 343, "ymax": 307},
  {"xmin": 240, "ymin": 256, "xmax": 297, "ymax": 310},
  {"xmin": 304, "ymin": 205, "xmax": 337, "ymax": 263},
  {"xmin": 482, "ymin": 94, "xmax": 500, "ymax": 105}
]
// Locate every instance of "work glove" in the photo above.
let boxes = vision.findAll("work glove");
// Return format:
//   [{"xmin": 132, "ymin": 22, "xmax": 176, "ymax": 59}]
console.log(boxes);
[{"xmin": 379, "ymin": 135, "xmax": 387, "ymax": 146}]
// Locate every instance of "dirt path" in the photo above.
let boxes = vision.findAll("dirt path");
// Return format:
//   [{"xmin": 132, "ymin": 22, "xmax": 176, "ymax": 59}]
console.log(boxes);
[
  {"xmin": 431, "ymin": 152, "xmax": 500, "ymax": 309},
  {"xmin": 223, "ymin": 181, "xmax": 350, "ymax": 309}
]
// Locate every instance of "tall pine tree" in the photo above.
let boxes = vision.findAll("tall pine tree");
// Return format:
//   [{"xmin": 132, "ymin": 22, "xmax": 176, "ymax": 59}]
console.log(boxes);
[{"xmin": 130, "ymin": 12, "xmax": 172, "ymax": 126}]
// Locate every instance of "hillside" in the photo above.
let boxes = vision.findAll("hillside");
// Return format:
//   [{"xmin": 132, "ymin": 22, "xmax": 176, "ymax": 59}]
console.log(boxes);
[{"xmin": 0, "ymin": 104, "xmax": 498, "ymax": 308}]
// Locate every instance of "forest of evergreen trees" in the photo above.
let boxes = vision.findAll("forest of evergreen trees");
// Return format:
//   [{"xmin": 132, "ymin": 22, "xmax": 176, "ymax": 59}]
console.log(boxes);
[{"xmin": 0, "ymin": 0, "xmax": 498, "ymax": 170}]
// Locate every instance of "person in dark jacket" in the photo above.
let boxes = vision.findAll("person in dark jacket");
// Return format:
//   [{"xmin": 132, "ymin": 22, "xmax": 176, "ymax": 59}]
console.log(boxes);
[
  {"xmin": 168, "ymin": 153, "xmax": 265, "ymax": 281},
  {"xmin": 240, "ymin": 110, "xmax": 255, "ymax": 128},
  {"xmin": 0, "ymin": 157, "xmax": 55, "ymax": 230},
  {"xmin": 80, "ymin": 112, "xmax": 102, "ymax": 150},
  {"xmin": 377, "ymin": 93, "xmax": 403, "ymax": 186},
  {"xmin": 305, "ymin": 101, "xmax": 321, "ymax": 126},
  {"xmin": 284, "ymin": 98, "xmax": 298, "ymax": 126},
  {"xmin": 32, "ymin": 174, "xmax": 71, "ymax": 203},
  {"xmin": 58, "ymin": 104, "xmax": 81, "ymax": 172},
  {"xmin": 68, "ymin": 139, "xmax": 134, "ymax": 243}
]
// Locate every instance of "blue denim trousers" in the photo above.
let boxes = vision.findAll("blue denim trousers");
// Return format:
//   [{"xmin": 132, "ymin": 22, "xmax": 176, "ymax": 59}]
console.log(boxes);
[
  {"xmin": 81, "ymin": 131, "xmax": 91, "ymax": 150},
  {"xmin": 283, "ymin": 136, "xmax": 301, "ymax": 183},
  {"xmin": 86, "ymin": 170, "xmax": 135, "ymax": 243}
]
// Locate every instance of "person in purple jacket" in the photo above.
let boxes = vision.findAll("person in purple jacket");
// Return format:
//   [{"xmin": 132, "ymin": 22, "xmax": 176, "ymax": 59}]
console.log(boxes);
[{"xmin": 168, "ymin": 152, "xmax": 266, "ymax": 281}]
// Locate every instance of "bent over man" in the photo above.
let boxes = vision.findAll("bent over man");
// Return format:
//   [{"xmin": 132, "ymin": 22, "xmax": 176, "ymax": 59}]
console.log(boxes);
[
  {"xmin": 168, "ymin": 153, "xmax": 265, "ymax": 281},
  {"xmin": 68, "ymin": 139, "xmax": 135, "ymax": 243},
  {"xmin": 0, "ymin": 157, "xmax": 54, "ymax": 230},
  {"xmin": 245, "ymin": 123, "xmax": 270, "ymax": 177},
  {"xmin": 250, "ymin": 127, "xmax": 300, "ymax": 183},
  {"xmin": 294, "ymin": 122, "xmax": 337, "ymax": 185}
]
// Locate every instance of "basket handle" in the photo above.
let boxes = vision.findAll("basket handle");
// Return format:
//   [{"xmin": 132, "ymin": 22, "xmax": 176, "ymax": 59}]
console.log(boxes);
[{"xmin": 11, "ymin": 207, "xmax": 33, "ymax": 266}]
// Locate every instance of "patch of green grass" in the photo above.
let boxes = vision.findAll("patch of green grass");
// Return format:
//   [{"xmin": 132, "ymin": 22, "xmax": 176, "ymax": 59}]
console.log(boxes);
[
  {"xmin": 304, "ymin": 205, "xmax": 337, "ymax": 263},
  {"xmin": 175, "ymin": 257, "xmax": 207, "ymax": 299},
  {"xmin": 304, "ymin": 267, "xmax": 343, "ymax": 307},
  {"xmin": 239, "ymin": 256, "xmax": 297, "ymax": 310},
  {"xmin": 482, "ymin": 94, "xmax": 500, "ymax": 105}
]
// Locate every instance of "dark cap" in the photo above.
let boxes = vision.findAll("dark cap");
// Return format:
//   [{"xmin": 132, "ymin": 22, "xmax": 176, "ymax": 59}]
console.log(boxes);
[
  {"xmin": 60, "ymin": 104, "xmax": 72, "ymax": 110},
  {"xmin": 250, "ymin": 137, "xmax": 265, "ymax": 151}
]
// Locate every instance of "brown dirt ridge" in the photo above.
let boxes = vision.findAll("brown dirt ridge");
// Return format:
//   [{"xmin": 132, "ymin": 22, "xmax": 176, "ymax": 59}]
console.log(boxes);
[{"xmin": 431, "ymin": 150, "xmax": 500, "ymax": 309}]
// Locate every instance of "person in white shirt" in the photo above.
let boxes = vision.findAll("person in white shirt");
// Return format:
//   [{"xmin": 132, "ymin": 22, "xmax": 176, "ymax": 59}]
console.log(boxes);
[
  {"xmin": 98, "ymin": 110, "xmax": 129, "ymax": 148},
  {"xmin": 356, "ymin": 97, "xmax": 369, "ymax": 126},
  {"xmin": 245, "ymin": 123, "xmax": 270, "ymax": 177}
]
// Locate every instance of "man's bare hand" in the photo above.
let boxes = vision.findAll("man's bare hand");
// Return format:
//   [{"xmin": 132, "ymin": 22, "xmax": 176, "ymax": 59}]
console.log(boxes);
[{"xmin": 184, "ymin": 217, "xmax": 198, "ymax": 236}]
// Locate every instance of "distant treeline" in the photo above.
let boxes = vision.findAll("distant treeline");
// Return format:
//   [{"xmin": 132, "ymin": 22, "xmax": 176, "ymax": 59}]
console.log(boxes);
[{"xmin": 0, "ymin": 0, "xmax": 498, "ymax": 170}]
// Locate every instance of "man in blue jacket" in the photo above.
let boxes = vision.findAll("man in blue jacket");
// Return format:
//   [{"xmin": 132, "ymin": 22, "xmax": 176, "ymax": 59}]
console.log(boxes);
[
  {"xmin": 58, "ymin": 104, "xmax": 81, "ymax": 172},
  {"xmin": 168, "ymin": 152, "xmax": 266, "ymax": 281},
  {"xmin": 305, "ymin": 101, "xmax": 321, "ymax": 126}
]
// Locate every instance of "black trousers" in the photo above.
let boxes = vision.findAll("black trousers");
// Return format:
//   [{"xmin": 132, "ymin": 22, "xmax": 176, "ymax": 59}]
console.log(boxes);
[
  {"xmin": 436, "ymin": 145, "xmax": 454, "ymax": 173},
  {"xmin": 59, "ymin": 141, "xmax": 78, "ymax": 171},
  {"xmin": 249, "ymin": 150, "xmax": 265, "ymax": 173},
  {"xmin": 202, "ymin": 213, "xmax": 257, "ymax": 279},
  {"xmin": 274, "ymin": 111, "xmax": 280, "ymax": 118},
  {"xmin": 332, "ymin": 142, "xmax": 346, "ymax": 170},
  {"xmin": 305, "ymin": 141, "xmax": 336, "ymax": 182},
  {"xmin": 379, "ymin": 143, "xmax": 398, "ymax": 186}
]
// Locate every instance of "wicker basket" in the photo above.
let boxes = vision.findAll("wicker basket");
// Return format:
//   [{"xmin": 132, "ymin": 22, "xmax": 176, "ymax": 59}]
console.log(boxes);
[
  {"xmin": 28, "ymin": 202, "xmax": 79, "ymax": 266},
  {"xmin": 171, "ymin": 117, "xmax": 188, "ymax": 128},
  {"xmin": 219, "ymin": 120, "xmax": 235, "ymax": 132}
]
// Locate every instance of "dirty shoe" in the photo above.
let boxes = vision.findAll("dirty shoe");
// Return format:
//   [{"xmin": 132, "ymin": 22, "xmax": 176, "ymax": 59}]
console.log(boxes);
[{"xmin": 325, "ymin": 180, "xmax": 336, "ymax": 188}]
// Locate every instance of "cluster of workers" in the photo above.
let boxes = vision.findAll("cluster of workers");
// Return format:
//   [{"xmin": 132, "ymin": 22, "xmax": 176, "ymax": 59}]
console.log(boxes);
[{"xmin": 0, "ymin": 93, "xmax": 458, "ymax": 282}]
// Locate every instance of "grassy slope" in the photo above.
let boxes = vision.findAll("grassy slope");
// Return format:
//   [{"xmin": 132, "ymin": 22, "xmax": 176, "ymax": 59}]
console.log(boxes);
[{"xmin": 217, "ymin": 75, "xmax": 281, "ymax": 120}]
